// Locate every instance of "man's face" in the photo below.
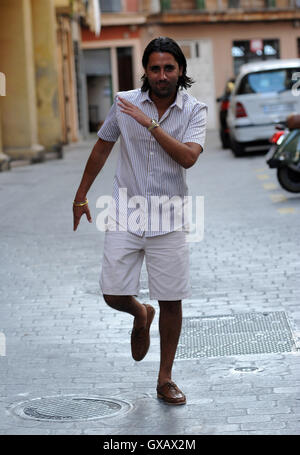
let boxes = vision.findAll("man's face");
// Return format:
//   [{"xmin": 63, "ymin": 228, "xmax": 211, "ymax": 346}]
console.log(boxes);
[{"xmin": 145, "ymin": 52, "xmax": 183, "ymax": 99}]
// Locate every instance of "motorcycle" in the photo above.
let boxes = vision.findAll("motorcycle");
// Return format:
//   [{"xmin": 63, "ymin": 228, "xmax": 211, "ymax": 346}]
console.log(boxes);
[{"xmin": 266, "ymin": 114, "xmax": 300, "ymax": 193}]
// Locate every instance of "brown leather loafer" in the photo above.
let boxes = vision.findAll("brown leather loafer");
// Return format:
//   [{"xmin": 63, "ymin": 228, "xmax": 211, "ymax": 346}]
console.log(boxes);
[
  {"xmin": 131, "ymin": 304, "xmax": 155, "ymax": 361},
  {"xmin": 157, "ymin": 381, "xmax": 186, "ymax": 405}
]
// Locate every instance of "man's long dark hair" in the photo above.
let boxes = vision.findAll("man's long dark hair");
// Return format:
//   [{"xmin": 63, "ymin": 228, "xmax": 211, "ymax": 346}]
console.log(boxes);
[{"xmin": 141, "ymin": 37, "xmax": 194, "ymax": 92}]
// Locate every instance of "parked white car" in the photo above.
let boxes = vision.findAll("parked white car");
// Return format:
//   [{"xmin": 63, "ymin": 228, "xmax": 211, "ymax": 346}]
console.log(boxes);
[{"xmin": 227, "ymin": 59, "xmax": 300, "ymax": 156}]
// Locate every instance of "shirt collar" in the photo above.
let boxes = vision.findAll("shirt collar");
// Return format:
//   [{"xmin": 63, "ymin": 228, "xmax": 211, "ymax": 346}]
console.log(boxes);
[{"xmin": 141, "ymin": 89, "xmax": 184, "ymax": 110}]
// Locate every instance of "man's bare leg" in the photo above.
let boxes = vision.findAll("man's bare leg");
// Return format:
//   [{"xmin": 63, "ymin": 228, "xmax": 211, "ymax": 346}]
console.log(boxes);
[
  {"xmin": 157, "ymin": 300, "xmax": 182, "ymax": 385},
  {"xmin": 103, "ymin": 295, "xmax": 147, "ymax": 329},
  {"xmin": 104, "ymin": 294, "xmax": 155, "ymax": 361},
  {"xmin": 103, "ymin": 295, "xmax": 182, "ymax": 378}
]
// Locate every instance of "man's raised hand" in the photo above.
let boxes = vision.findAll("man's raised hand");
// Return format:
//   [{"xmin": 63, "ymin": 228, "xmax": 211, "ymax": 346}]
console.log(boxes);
[{"xmin": 118, "ymin": 97, "xmax": 151, "ymax": 128}]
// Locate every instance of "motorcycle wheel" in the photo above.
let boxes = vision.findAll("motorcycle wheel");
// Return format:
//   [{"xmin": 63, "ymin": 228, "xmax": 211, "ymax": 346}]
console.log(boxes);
[{"xmin": 277, "ymin": 166, "xmax": 300, "ymax": 193}]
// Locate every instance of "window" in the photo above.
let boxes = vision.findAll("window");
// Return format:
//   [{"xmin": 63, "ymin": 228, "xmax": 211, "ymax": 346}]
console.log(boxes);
[
  {"xmin": 228, "ymin": 0, "xmax": 240, "ymax": 7},
  {"xmin": 100, "ymin": 0, "xmax": 121, "ymax": 12},
  {"xmin": 196, "ymin": 0, "xmax": 206, "ymax": 9},
  {"xmin": 265, "ymin": 0, "xmax": 276, "ymax": 7},
  {"xmin": 237, "ymin": 68, "xmax": 300, "ymax": 95},
  {"xmin": 232, "ymin": 39, "xmax": 280, "ymax": 75},
  {"xmin": 160, "ymin": 0, "xmax": 171, "ymax": 11}
]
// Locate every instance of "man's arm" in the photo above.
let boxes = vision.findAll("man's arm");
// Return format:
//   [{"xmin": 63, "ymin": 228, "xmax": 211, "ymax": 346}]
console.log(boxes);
[
  {"xmin": 73, "ymin": 138, "xmax": 115, "ymax": 231},
  {"xmin": 118, "ymin": 97, "xmax": 204, "ymax": 169},
  {"xmin": 149, "ymin": 129, "xmax": 202, "ymax": 169}
]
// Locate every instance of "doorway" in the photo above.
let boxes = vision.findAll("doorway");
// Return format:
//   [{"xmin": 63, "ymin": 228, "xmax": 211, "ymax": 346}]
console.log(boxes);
[
  {"xmin": 87, "ymin": 75, "xmax": 112, "ymax": 132},
  {"xmin": 117, "ymin": 47, "xmax": 134, "ymax": 92},
  {"xmin": 83, "ymin": 46, "xmax": 134, "ymax": 136}
]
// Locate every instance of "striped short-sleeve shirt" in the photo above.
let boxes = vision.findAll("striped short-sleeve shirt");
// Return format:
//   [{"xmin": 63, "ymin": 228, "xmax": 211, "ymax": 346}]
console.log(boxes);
[{"xmin": 97, "ymin": 88, "xmax": 207, "ymax": 237}]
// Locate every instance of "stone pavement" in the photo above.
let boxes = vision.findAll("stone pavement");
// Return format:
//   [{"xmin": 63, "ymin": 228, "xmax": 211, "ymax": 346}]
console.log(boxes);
[{"xmin": 0, "ymin": 130, "xmax": 300, "ymax": 435}]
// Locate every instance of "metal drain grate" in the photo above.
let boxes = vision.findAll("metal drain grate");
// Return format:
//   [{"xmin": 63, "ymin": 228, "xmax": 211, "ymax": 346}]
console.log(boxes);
[
  {"xmin": 176, "ymin": 311, "xmax": 297, "ymax": 359},
  {"xmin": 10, "ymin": 395, "xmax": 132, "ymax": 422}
]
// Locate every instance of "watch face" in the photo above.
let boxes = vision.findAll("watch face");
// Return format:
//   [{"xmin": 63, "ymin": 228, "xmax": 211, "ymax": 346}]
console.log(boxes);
[{"xmin": 148, "ymin": 119, "xmax": 159, "ymax": 130}]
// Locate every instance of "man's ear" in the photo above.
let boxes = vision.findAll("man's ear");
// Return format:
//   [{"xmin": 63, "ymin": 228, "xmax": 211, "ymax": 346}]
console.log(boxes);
[{"xmin": 179, "ymin": 66, "xmax": 183, "ymax": 77}]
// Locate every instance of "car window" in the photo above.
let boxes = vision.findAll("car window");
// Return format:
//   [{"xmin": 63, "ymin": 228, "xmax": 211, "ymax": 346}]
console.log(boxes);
[{"xmin": 237, "ymin": 68, "xmax": 300, "ymax": 94}]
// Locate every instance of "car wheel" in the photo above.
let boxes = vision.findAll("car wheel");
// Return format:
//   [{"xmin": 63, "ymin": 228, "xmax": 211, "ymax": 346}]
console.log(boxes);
[
  {"xmin": 231, "ymin": 138, "xmax": 245, "ymax": 157},
  {"xmin": 220, "ymin": 130, "xmax": 231, "ymax": 149}
]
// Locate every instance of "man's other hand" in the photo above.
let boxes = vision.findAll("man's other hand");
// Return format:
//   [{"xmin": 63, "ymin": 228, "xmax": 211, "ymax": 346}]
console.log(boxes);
[{"xmin": 73, "ymin": 203, "xmax": 92, "ymax": 231}]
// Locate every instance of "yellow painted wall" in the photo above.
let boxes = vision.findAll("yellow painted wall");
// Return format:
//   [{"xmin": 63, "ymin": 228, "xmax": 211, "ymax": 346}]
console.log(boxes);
[
  {"xmin": 0, "ymin": 0, "xmax": 40, "ymax": 155},
  {"xmin": 31, "ymin": 0, "xmax": 62, "ymax": 147},
  {"xmin": 55, "ymin": 0, "xmax": 70, "ymax": 6}
]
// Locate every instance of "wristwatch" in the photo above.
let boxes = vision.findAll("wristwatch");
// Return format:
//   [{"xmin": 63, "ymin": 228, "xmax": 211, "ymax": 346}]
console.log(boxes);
[{"xmin": 147, "ymin": 119, "xmax": 160, "ymax": 131}]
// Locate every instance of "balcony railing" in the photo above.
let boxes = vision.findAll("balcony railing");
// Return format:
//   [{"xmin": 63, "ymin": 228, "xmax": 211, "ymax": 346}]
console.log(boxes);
[
  {"xmin": 95, "ymin": 0, "xmax": 300, "ymax": 15},
  {"xmin": 152, "ymin": 0, "xmax": 300, "ymax": 13}
]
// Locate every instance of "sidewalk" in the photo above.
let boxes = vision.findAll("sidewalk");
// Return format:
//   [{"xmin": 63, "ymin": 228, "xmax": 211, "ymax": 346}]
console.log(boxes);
[{"xmin": 0, "ymin": 131, "xmax": 299, "ymax": 435}]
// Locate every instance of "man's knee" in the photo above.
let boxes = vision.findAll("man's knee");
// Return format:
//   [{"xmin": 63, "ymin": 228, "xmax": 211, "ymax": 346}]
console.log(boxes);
[
  {"xmin": 158, "ymin": 300, "xmax": 182, "ymax": 314},
  {"xmin": 103, "ymin": 294, "xmax": 133, "ymax": 308},
  {"xmin": 103, "ymin": 294, "xmax": 118, "ymax": 306},
  {"xmin": 103, "ymin": 294, "xmax": 136, "ymax": 315}
]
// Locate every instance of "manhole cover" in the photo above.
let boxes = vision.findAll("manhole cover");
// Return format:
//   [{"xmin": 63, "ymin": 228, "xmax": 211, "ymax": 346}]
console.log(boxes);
[
  {"xmin": 234, "ymin": 366, "xmax": 260, "ymax": 373},
  {"xmin": 176, "ymin": 311, "xmax": 297, "ymax": 359},
  {"xmin": 10, "ymin": 395, "xmax": 132, "ymax": 422}
]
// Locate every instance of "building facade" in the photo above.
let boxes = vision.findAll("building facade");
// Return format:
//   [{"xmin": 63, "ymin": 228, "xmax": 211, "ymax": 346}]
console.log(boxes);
[
  {"xmin": 81, "ymin": 0, "xmax": 300, "ymax": 132},
  {"xmin": 0, "ymin": 0, "xmax": 64, "ymax": 170},
  {"xmin": 2, "ymin": 0, "xmax": 300, "ymax": 170},
  {"xmin": 80, "ymin": 0, "xmax": 146, "ymax": 137},
  {"xmin": 0, "ymin": 0, "xmax": 95, "ymax": 170}
]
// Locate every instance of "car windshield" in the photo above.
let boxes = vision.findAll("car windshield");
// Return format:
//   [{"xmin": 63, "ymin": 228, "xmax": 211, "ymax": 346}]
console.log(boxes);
[{"xmin": 237, "ymin": 68, "xmax": 300, "ymax": 94}]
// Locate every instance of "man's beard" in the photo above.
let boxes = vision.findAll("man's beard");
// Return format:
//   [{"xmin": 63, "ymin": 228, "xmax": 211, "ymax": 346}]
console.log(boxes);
[{"xmin": 148, "ymin": 80, "xmax": 178, "ymax": 98}]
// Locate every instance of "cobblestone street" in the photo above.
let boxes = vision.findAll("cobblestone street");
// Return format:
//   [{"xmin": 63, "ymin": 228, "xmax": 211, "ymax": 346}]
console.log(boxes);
[{"xmin": 0, "ymin": 130, "xmax": 300, "ymax": 435}]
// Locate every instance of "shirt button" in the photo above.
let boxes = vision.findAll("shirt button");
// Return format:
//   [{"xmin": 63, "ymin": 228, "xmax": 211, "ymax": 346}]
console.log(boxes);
[{"xmin": 150, "ymin": 152, "xmax": 154, "ymax": 156}]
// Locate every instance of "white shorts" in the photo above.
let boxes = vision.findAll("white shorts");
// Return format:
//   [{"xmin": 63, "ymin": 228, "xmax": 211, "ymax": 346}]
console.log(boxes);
[{"xmin": 100, "ymin": 230, "xmax": 190, "ymax": 301}]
